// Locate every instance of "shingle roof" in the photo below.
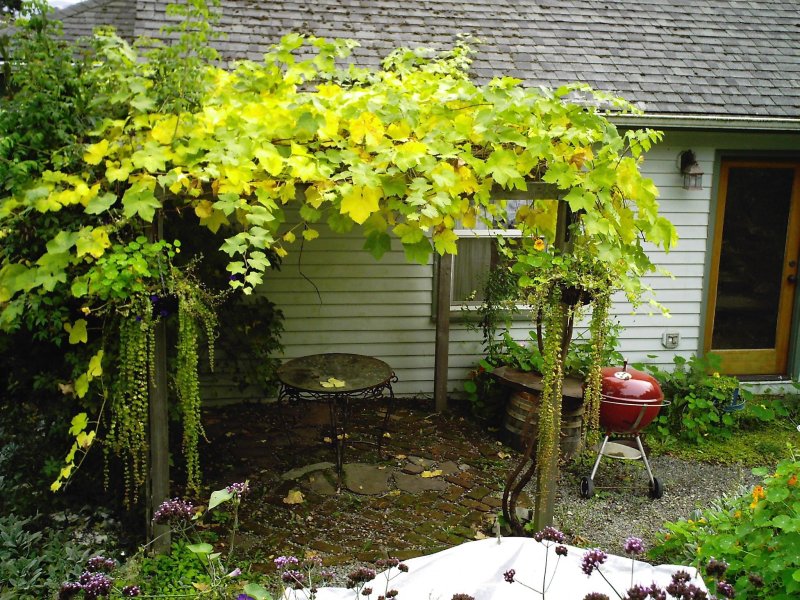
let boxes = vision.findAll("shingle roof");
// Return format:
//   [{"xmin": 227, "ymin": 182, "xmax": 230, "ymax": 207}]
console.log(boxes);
[{"xmin": 56, "ymin": 0, "xmax": 800, "ymax": 120}]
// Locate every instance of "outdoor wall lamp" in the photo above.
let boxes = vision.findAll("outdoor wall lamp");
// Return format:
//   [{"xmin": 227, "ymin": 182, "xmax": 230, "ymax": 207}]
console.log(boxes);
[{"xmin": 678, "ymin": 150, "xmax": 704, "ymax": 190}]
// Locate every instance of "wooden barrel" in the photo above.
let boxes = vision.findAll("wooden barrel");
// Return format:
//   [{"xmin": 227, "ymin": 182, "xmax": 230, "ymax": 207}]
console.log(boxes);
[{"xmin": 503, "ymin": 390, "xmax": 584, "ymax": 460}]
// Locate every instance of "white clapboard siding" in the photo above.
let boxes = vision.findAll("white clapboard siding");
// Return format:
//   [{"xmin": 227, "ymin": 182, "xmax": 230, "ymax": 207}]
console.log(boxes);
[{"xmin": 220, "ymin": 129, "xmax": 796, "ymax": 402}]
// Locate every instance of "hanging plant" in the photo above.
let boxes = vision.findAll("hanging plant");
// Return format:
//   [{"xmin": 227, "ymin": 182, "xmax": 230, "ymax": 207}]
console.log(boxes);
[{"xmin": 174, "ymin": 273, "xmax": 218, "ymax": 495}]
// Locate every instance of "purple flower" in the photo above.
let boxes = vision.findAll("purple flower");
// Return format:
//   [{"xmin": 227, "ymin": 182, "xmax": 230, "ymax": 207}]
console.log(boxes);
[
  {"xmin": 237, "ymin": 596, "xmax": 255, "ymax": 600},
  {"xmin": 716, "ymin": 581, "xmax": 735, "ymax": 598},
  {"xmin": 226, "ymin": 567, "xmax": 242, "ymax": 578},
  {"xmin": 226, "ymin": 481, "xmax": 250, "ymax": 498},
  {"xmin": 386, "ymin": 591, "xmax": 398, "ymax": 598},
  {"xmin": 623, "ymin": 585, "xmax": 649, "ymax": 600},
  {"xmin": 282, "ymin": 570, "xmax": 306, "ymax": 589},
  {"xmin": 86, "ymin": 556, "xmax": 117, "ymax": 573},
  {"xmin": 748, "ymin": 573, "xmax": 764, "ymax": 588},
  {"xmin": 503, "ymin": 569, "xmax": 516, "ymax": 583},
  {"xmin": 555, "ymin": 545, "xmax": 568, "ymax": 556},
  {"xmin": 78, "ymin": 571, "xmax": 112, "ymax": 598},
  {"xmin": 623, "ymin": 537, "xmax": 645, "ymax": 556},
  {"xmin": 58, "ymin": 582, "xmax": 83, "ymax": 600},
  {"xmin": 705, "ymin": 557, "xmax": 728, "ymax": 577},
  {"xmin": 153, "ymin": 498, "xmax": 194, "ymax": 524},
  {"xmin": 581, "ymin": 549, "xmax": 608, "ymax": 576},
  {"xmin": 646, "ymin": 584, "xmax": 667, "ymax": 600},
  {"xmin": 452, "ymin": 595, "xmax": 476, "ymax": 600},
  {"xmin": 320, "ymin": 569, "xmax": 335, "ymax": 580},
  {"xmin": 274, "ymin": 556, "xmax": 299, "ymax": 569},
  {"xmin": 534, "ymin": 526, "xmax": 566, "ymax": 544},
  {"xmin": 346, "ymin": 567, "xmax": 376, "ymax": 588},
  {"xmin": 583, "ymin": 594, "xmax": 610, "ymax": 600},
  {"xmin": 121, "ymin": 586, "xmax": 141, "ymax": 597},
  {"xmin": 362, "ymin": 588, "xmax": 373, "ymax": 596}
]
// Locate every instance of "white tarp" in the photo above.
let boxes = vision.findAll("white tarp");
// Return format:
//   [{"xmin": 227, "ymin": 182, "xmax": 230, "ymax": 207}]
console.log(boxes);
[{"xmin": 286, "ymin": 537, "xmax": 706, "ymax": 600}]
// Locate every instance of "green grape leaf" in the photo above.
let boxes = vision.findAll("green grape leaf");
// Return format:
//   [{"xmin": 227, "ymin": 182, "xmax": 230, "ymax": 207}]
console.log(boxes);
[
  {"xmin": 122, "ymin": 184, "xmax": 160, "ymax": 222},
  {"xmin": 363, "ymin": 231, "xmax": 391, "ymax": 260},
  {"xmin": 64, "ymin": 319, "xmax": 88, "ymax": 344},
  {"xmin": 85, "ymin": 192, "xmax": 118, "ymax": 215}
]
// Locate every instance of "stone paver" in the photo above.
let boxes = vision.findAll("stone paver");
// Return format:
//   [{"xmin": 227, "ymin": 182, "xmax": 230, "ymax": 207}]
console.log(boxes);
[
  {"xmin": 343, "ymin": 463, "xmax": 391, "ymax": 495},
  {"xmin": 393, "ymin": 472, "xmax": 449, "ymax": 493}
]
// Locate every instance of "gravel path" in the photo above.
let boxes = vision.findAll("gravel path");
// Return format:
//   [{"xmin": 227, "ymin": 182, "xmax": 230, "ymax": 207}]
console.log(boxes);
[{"xmin": 552, "ymin": 453, "xmax": 760, "ymax": 556}]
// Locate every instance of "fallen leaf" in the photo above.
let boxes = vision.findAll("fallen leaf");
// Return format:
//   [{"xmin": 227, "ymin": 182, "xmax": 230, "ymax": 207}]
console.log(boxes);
[
  {"xmin": 420, "ymin": 469, "xmax": 443, "ymax": 478},
  {"xmin": 497, "ymin": 451, "xmax": 511, "ymax": 459},
  {"xmin": 395, "ymin": 454, "xmax": 407, "ymax": 460},
  {"xmin": 192, "ymin": 583, "xmax": 211, "ymax": 592},
  {"xmin": 388, "ymin": 489, "xmax": 401, "ymax": 496},
  {"xmin": 323, "ymin": 437, "xmax": 332, "ymax": 443},
  {"xmin": 382, "ymin": 432, "xmax": 392, "ymax": 438},
  {"xmin": 320, "ymin": 381, "xmax": 334, "ymax": 388},
  {"xmin": 283, "ymin": 490, "xmax": 305, "ymax": 505},
  {"xmin": 474, "ymin": 531, "xmax": 488, "ymax": 540}
]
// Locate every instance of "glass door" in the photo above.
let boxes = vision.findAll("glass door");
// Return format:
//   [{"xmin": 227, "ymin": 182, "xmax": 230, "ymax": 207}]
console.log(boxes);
[{"xmin": 705, "ymin": 160, "xmax": 800, "ymax": 375}]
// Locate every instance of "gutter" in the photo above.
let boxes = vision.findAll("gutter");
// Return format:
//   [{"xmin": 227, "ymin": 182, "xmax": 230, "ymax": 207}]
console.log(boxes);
[{"xmin": 611, "ymin": 113, "xmax": 800, "ymax": 132}]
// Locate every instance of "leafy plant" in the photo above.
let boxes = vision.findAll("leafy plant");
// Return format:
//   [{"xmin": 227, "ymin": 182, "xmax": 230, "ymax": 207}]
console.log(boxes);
[
  {"xmin": 638, "ymin": 353, "xmax": 749, "ymax": 444},
  {"xmin": 650, "ymin": 451, "xmax": 800, "ymax": 599}
]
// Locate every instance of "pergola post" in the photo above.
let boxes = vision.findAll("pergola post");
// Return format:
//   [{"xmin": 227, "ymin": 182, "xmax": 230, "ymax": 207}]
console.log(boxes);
[
  {"xmin": 147, "ymin": 215, "xmax": 171, "ymax": 554},
  {"xmin": 434, "ymin": 253, "xmax": 453, "ymax": 412}
]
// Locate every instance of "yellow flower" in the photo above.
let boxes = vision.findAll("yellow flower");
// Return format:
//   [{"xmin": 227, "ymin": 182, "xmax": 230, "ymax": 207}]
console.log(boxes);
[
  {"xmin": 753, "ymin": 485, "xmax": 766, "ymax": 500},
  {"xmin": 80, "ymin": 306, "xmax": 91, "ymax": 315},
  {"xmin": 533, "ymin": 238, "xmax": 545, "ymax": 251},
  {"xmin": 713, "ymin": 372, "xmax": 720, "ymax": 378}
]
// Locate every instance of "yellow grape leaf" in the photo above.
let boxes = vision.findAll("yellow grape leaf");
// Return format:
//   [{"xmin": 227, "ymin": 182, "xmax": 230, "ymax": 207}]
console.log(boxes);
[
  {"xmin": 64, "ymin": 319, "xmax": 88, "ymax": 344},
  {"xmin": 87, "ymin": 350, "xmax": 103, "ymax": 378},
  {"xmin": 83, "ymin": 139, "xmax": 110, "ymax": 166},
  {"xmin": 283, "ymin": 489, "xmax": 305, "ymax": 505},
  {"xmin": 68, "ymin": 413, "xmax": 88, "ymax": 436},
  {"xmin": 74, "ymin": 373, "xmax": 89, "ymax": 398},
  {"xmin": 386, "ymin": 121, "xmax": 411, "ymax": 140},
  {"xmin": 283, "ymin": 230, "xmax": 296, "ymax": 243},
  {"xmin": 151, "ymin": 115, "xmax": 179, "ymax": 145},
  {"xmin": 302, "ymin": 228, "xmax": 319, "ymax": 241},
  {"xmin": 199, "ymin": 209, "xmax": 229, "ymax": 234},
  {"xmin": 106, "ymin": 159, "xmax": 131, "ymax": 183},
  {"xmin": 51, "ymin": 479, "xmax": 62, "ymax": 492},
  {"xmin": 349, "ymin": 112, "xmax": 384, "ymax": 148},
  {"xmin": 60, "ymin": 463, "xmax": 74, "ymax": 479},
  {"xmin": 76, "ymin": 430, "xmax": 96, "ymax": 450},
  {"xmin": 340, "ymin": 185, "xmax": 381, "ymax": 225},
  {"xmin": 382, "ymin": 432, "xmax": 392, "ymax": 439},
  {"xmin": 254, "ymin": 144, "xmax": 284, "ymax": 177},
  {"xmin": 194, "ymin": 200, "xmax": 214, "ymax": 219},
  {"xmin": 420, "ymin": 469, "xmax": 443, "ymax": 478},
  {"xmin": 320, "ymin": 377, "xmax": 345, "ymax": 388}
]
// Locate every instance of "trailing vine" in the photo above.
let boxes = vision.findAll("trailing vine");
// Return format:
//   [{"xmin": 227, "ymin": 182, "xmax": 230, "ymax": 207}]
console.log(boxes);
[
  {"xmin": 174, "ymin": 275, "xmax": 218, "ymax": 494},
  {"xmin": 106, "ymin": 295, "xmax": 154, "ymax": 505},
  {"xmin": 584, "ymin": 291, "xmax": 611, "ymax": 440}
]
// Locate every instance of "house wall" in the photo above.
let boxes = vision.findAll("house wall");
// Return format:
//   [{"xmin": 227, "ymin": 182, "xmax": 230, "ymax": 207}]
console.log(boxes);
[{"xmin": 240, "ymin": 128, "xmax": 800, "ymax": 401}]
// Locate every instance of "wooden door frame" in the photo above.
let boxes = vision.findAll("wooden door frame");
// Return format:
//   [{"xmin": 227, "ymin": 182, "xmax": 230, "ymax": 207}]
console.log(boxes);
[
  {"xmin": 704, "ymin": 159, "xmax": 800, "ymax": 375},
  {"xmin": 704, "ymin": 157, "xmax": 800, "ymax": 375}
]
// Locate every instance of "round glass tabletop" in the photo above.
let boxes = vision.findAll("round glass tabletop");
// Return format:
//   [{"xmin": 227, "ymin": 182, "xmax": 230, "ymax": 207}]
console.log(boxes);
[{"xmin": 276, "ymin": 353, "xmax": 393, "ymax": 393}]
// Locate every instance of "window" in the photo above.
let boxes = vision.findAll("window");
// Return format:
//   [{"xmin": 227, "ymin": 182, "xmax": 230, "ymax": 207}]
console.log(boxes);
[{"xmin": 449, "ymin": 200, "xmax": 525, "ymax": 311}]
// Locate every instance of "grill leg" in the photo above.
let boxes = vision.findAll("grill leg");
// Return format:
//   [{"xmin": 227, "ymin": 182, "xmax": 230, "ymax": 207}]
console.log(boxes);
[
  {"xmin": 635, "ymin": 435, "xmax": 655, "ymax": 485},
  {"xmin": 589, "ymin": 435, "xmax": 610, "ymax": 481}
]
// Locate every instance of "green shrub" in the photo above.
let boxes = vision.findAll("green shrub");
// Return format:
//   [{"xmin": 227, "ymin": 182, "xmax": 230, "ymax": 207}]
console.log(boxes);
[
  {"xmin": 638, "ymin": 353, "xmax": 748, "ymax": 444},
  {"xmin": 650, "ymin": 453, "xmax": 800, "ymax": 599}
]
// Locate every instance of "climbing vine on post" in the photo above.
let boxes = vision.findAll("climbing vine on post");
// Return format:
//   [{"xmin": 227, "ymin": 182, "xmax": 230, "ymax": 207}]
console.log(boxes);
[{"xmin": 0, "ymin": 2, "xmax": 676, "ymax": 519}]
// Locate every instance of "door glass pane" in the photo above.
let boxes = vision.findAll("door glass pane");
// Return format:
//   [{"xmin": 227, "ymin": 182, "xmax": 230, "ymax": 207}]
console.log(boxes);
[{"xmin": 712, "ymin": 167, "xmax": 795, "ymax": 349}]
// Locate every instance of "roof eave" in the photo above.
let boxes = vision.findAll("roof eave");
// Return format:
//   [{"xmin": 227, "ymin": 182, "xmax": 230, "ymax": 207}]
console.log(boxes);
[{"xmin": 611, "ymin": 113, "xmax": 800, "ymax": 133}]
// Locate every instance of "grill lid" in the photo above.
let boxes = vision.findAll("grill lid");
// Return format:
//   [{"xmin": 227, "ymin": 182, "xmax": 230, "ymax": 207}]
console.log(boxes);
[{"xmin": 600, "ymin": 363, "xmax": 662, "ymax": 402}]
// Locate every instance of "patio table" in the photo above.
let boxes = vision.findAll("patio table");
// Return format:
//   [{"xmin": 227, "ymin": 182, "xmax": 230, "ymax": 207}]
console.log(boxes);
[{"xmin": 276, "ymin": 353, "xmax": 397, "ymax": 475}]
